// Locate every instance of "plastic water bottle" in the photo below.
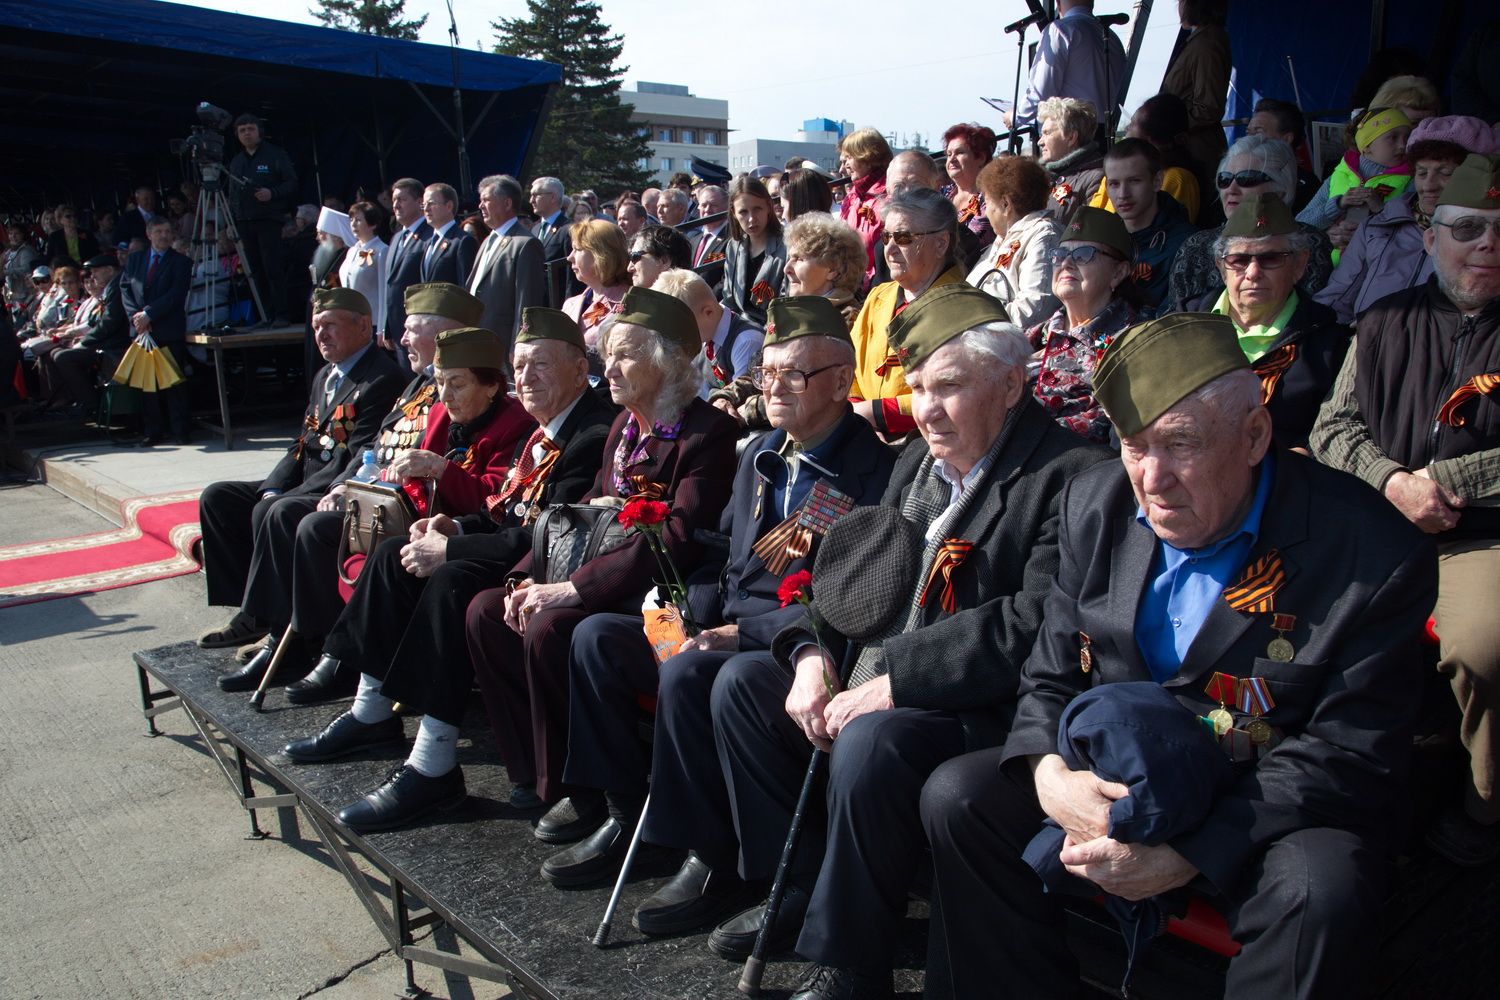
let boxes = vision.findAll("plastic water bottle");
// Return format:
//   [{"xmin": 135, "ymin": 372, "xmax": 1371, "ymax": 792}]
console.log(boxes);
[{"xmin": 355, "ymin": 449, "xmax": 380, "ymax": 483}]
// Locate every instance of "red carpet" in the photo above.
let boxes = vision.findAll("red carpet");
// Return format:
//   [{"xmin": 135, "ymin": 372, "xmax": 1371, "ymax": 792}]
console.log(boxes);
[{"xmin": 0, "ymin": 491, "xmax": 202, "ymax": 608}]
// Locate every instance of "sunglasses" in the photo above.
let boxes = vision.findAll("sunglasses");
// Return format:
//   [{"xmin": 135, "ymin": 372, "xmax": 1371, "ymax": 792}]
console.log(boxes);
[
  {"xmin": 1216, "ymin": 169, "xmax": 1275, "ymax": 190},
  {"xmin": 881, "ymin": 229, "xmax": 942, "ymax": 246},
  {"xmin": 627, "ymin": 250, "xmax": 652, "ymax": 263},
  {"xmin": 1219, "ymin": 251, "xmax": 1296, "ymax": 272},
  {"xmin": 1049, "ymin": 246, "xmax": 1125, "ymax": 266},
  {"xmin": 1433, "ymin": 216, "xmax": 1500, "ymax": 244}
]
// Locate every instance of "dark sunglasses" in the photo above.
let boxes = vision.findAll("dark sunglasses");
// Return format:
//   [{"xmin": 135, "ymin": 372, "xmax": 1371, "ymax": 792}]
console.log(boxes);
[
  {"xmin": 1219, "ymin": 251, "xmax": 1296, "ymax": 272},
  {"xmin": 1434, "ymin": 216, "xmax": 1500, "ymax": 244},
  {"xmin": 881, "ymin": 229, "xmax": 942, "ymax": 247},
  {"xmin": 1050, "ymin": 246, "xmax": 1125, "ymax": 266},
  {"xmin": 628, "ymin": 250, "xmax": 650, "ymax": 263},
  {"xmin": 1216, "ymin": 169, "xmax": 1275, "ymax": 190}
]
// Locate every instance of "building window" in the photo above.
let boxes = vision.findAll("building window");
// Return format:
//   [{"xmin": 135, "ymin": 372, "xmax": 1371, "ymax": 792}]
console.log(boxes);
[
  {"xmin": 660, "ymin": 157, "xmax": 673, "ymax": 171},
  {"xmin": 680, "ymin": 128, "xmax": 696, "ymax": 145},
  {"xmin": 657, "ymin": 127, "xmax": 674, "ymax": 143},
  {"xmin": 638, "ymin": 157, "xmax": 650, "ymax": 171},
  {"xmin": 703, "ymin": 130, "xmax": 718, "ymax": 146}
]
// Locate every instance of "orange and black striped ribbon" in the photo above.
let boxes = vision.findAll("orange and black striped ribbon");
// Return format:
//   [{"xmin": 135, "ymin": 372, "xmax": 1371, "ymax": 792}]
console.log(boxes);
[
  {"xmin": 919, "ymin": 539, "xmax": 974, "ymax": 614},
  {"xmin": 1437, "ymin": 371, "xmax": 1500, "ymax": 427},
  {"xmin": 627, "ymin": 476, "xmax": 666, "ymax": 501},
  {"xmin": 1251, "ymin": 344, "xmax": 1298, "ymax": 406},
  {"xmin": 1221, "ymin": 548, "xmax": 1285, "ymax": 614},
  {"xmin": 400, "ymin": 382, "xmax": 436, "ymax": 421},
  {"xmin": 874, "ymin": 350, "xmax": 904, "ymax": 377}
]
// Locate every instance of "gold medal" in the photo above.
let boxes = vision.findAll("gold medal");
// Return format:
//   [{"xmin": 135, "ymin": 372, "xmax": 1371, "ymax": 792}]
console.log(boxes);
[
  {"xmin": 1266, "ymin": 637, "xmax": 1295, "ymax": 662},
  {"xmin": 1246, "ymin": 718, "xmax": 1272, "ymax": 745},
  {"xmin": 1078, "ymin": 631, "xmax": 1093, "ymax": 674},
  {"xmin": 1208, "ymin": 707, "xmax": 1234, "ymax": 736}
]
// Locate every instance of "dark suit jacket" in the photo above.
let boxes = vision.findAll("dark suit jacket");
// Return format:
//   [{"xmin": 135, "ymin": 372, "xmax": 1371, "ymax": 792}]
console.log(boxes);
[
  {"xmin": 45, "ymin": 230, "xmax": 100, "ymax": 267},
  {"xmin": 121, "ymin": 248, "xmax": 191, "ymax": 344},
  {"xmin": 1001, "ymin": 451, "xmax": 1437, "ymax": 889},
  {"xmin": 692, "ymin": 225, "xmax": 730, "ymax": 292},
  {"xmin": 333, "ymin": 371, "xmax": 433, "ymax": 485},
  {"xmin": 467, "ymin": 226, "xmax": 547, "ymax": 353},
  {"xmin": 260, "ymin": 346, "xmax": 406, "ymax": 498},
  {"xmin": 115, "ymin": 208, "xmax": 153, "ymax": 246},
  {"xmin": 419, "ymin": 224, "xmax": 477, "ymax": 286},
  {"xmin": 723, "ymin": 233, "xmax": 788, "ymax": 326},
  {"xmin": 510, "ymin": 397, "xmax": 740, "ymax": 610},
  {"xmin": 384, "ymin": 220, "xmax": 434, "ymax": 340},
  {"xmin": 447, "ymin": 387, "xmax": 619, "ymax": 564},
  {"xmin": 534, "ymin": 215, "xmax": 582, "ymax": 306},
  {"xmin": 774, "ymin": 398, "xmax": 1113, "ymax": 751},
  {"xmin": 696, "ymin": 408, "xmax": 895, "ymax": 650},
  {"xmin": 79, "ymin": 276, "xmax": 132, "ymax": 352}
]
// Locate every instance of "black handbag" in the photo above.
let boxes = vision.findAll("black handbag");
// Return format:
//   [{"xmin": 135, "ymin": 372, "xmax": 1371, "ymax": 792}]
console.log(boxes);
[{"xmin": 529, "ymin": 498, "xmax": 630, "ymax": 585}]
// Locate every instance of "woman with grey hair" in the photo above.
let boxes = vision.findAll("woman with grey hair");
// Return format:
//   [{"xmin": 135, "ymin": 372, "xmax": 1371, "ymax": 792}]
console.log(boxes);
[
  {"xmin": 1037, "ymin": 97, "xmax": 1105, "ymax": 227},
  {"xmin": 1167, "ymin": 136, "xmax": 1336, "ymax": 311},
  {"xmin": 847, "ymin": 188, "xmax": 964, "ymax": 436}
]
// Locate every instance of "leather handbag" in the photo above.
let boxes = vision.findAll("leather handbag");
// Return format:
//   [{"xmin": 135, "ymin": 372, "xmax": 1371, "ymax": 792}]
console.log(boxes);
[
  {"xmin": 337, "ymin": 480, "xmax": 419, "ymax": 585},
  {"xmin": 529, "ymin": 497, "xmax": 629, "ymax": 585}
]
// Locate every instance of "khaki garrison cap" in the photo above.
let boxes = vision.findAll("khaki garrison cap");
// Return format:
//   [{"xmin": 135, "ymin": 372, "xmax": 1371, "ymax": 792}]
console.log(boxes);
[{"xmin": 1094, "ymin": 313, "xmax": 1250, "ymax": 437}]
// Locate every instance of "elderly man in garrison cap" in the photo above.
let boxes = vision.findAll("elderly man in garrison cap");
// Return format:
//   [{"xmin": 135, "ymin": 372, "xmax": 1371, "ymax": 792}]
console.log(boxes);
[
  {"xmin": 716, "ymin": 286, "xmax": 1109, "ymax": 1000},
  {"xmin": 923, "ymin": 313, "xmax": 1437, "ymax": 1000},
  {"xmin": 196, "ymin": 288, "xmax": 405, "ymax": 678},
  {"xmin": 284, "ymin": 307, "xmax": 619, "ymax": 832},
  {"xmin": 538, "ymin": 297, "xmax": 895, "ymax": 910},
  {"xmin": 1313, "ymin": 153, "xmax": 1500, "ymax": 867}
]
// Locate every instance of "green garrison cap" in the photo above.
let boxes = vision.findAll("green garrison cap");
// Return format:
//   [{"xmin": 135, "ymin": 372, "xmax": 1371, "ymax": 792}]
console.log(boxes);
[
  {"xmin": 1436, "ymin": 153, "xmax": 1500, "ymax": 211},
  {"xmin": 433, "ymin": 327, "xmax": 506, "ymax": 371},
  {"xmin": 764, "ymin": 295, "xmax": 852, "ymax": 347},
  {"xmin": 1094, "ymin": 313, "xmax": 1250, "ymax": 437},
  {"xmin": 886, "ymin": 284, "xmax": 1009, "ymax": 371},
  {"xmin": 614, "ymin": 285, "xmax": 700, "ymax": 357},
  {"xmin": 516, "ymin": 306, "xmax": 586, "ymax": 352},
  {"xmin": 311, "ymin": 286, "xmax": 371, "ymax": 316},
  {"xmin": 1060, "ymin": 205, "xmax": 1133, "ymax": 260},
  {"xmin": 1222, "ymin": 192, "xmax": 1298, "ymax": 239},
  {"xmin": 405, "ymin": 282, "xmax": 484, "ymax": 326}
]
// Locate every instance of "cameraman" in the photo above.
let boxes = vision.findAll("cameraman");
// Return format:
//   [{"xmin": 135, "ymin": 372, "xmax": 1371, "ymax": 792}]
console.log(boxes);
[{"xmin": 228, "ymin": 113, "xmax": 298, "ymax": 325}]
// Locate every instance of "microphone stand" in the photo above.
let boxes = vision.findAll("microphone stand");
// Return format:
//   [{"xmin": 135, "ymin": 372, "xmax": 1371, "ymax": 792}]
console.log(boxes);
[{"xmin": 1004, "ymin": 3, "xmax": 1050, "ymax": 155}]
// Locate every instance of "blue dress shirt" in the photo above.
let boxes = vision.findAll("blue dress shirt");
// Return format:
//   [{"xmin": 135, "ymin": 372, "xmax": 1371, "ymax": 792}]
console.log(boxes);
[{"xmin": 1134, "ymin": 455, "xmax": 1275, "ymax": 683}]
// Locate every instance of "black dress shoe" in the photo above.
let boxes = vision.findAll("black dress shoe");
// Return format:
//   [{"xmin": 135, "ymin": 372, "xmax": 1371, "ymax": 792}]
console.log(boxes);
[
  {"xmin": 217, "ymin": 644, "xmax": 277, "ymax": 692},
  {"xmin": 137, "ymin": 433, "xmax": 166, "ymax": 448},
  {"xmin": 284, "ymin": 710, "xmax": 405, "ymax": 763},
  {"xmin": 707, "ymin": 880, "xmax": 812, "ymax": 960},
  {"xmin": 337, "ymin": 764, "xmax": 467, "ymax": 834},
  {"xmin": 284, "ymin": 654, "xmax": 356, "ymax": 705},
  {"xmin": 541, "ymin": 818, "xmax": 661, "ymax": 887},
  {"xmin": 789, "ymin": 964, "xmax": 894, "ymax": 1000},
  {"xmin": 633, "ymin": 854, "xmax": 762, "ymax": 936},
  {"xmin": 509, "ymin": 784, "xmax": 544, "ymax": 810},
  {"xmin": 534, "ymin": 793, "xmax": 608, "ymax": 844}
]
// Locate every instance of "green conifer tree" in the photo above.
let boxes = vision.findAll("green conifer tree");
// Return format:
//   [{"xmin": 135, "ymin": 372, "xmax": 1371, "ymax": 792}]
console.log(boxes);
[{"xmin": 310, "ymin": 0, "xmax": 427, "ymax": 40}]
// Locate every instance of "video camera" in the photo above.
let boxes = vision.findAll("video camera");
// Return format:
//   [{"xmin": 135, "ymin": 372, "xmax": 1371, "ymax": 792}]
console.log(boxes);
[{"xmin": 171, "ymin": 102, "xmax": 235, "ymax": 185}]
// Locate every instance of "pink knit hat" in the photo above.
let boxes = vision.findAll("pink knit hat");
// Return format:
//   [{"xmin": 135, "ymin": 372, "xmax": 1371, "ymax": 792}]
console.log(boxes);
[{"xmin": 1407, "ymin": 115, "xmax": 1500, "ymax": 159}]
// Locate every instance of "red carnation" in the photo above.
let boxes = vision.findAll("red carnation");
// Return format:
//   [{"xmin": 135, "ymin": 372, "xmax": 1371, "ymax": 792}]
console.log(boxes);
[
  {"xmin": 618, "ymin": 498, "xmax": 669, "ymax": 529},
  {"xmin": 778, "ymin": 569, "xmax": 814, "ymax": 607}
]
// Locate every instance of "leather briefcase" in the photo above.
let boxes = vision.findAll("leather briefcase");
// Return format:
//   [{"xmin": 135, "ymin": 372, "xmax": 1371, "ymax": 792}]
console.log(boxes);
[
  {"xmin": 529, "ymin": 498, "xmax": 629, "ymax": 585},
  {"xmin": 337, "ymin": 480, "xmax": 419, "ymax": 584}
]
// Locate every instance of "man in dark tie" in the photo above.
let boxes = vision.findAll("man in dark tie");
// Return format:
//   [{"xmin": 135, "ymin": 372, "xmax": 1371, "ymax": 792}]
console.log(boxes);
[
  {"xmin": 691, "ymin": 184, "xmax": 730, "ymax": 292},
  {"xmin": 121, "ymin": 217, "xmax": 193, "ymax": 445},
  {"xmin": 418, "ymin": 183, "xmax": 477, "ymax": 286},
  {"xmin": 529, "ymin": 176, "xmax": 580, "ymax": 306},
  {"xmin": 381, "ymin": 178, "xmax": 433, "ymax": 354},
  {"xmin": 467, "ymin": 174, "xmax": 546, "ymax": 359}
]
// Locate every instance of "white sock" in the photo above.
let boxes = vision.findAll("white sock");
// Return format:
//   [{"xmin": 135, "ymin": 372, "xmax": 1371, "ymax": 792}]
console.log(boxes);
[
  {"xmin": 406, "ymin": 716, "xmax": 460, "ymax": 778},
  {"xmin": 350, "ymin": 673, "xmax": 394, "ymax": 723}
]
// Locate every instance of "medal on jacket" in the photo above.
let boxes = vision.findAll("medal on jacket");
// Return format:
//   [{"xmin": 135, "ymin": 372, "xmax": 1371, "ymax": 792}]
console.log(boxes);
[
  {"xmin": 1078, "ymin": 631, "xmax": 1093, "ymax": 674},
  {"xmin": 1204, "ymin": 671, "xmax": 1237, "ymax": 736},
  {"xmin": 750, "ymin": 481, "xmax": 855, "ymax": 575},
  {"xmin": 1267, "ymin": 613, "xmax": 1296, "ymax": 662},
  {"xmin": 1239, "ymin": 676, "xmax": 1277, "ymax": 745}
]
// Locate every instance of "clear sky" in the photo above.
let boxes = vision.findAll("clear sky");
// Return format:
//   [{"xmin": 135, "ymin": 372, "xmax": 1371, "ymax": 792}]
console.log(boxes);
[{"xmin": 174, "ymin": 0, "xmax": 1183, "ymax": 147}]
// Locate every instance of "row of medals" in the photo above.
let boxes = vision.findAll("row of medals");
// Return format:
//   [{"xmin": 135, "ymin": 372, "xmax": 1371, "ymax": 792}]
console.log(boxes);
[
  {"xmin": 377, "ymin": 411, "xmax": 428, "ymax": 464},
  {"xmin": 1207, "ymin": 631, "xmax": 1293, "ymax": 747}
]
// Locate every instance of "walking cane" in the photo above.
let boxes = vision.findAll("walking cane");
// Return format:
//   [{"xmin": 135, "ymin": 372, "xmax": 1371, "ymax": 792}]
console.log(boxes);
[
  {"xmin": 248, "ymin": 624, "xmax": 296, "ymax": 711},
  {"xmin": 592, "ymin": 793, "xmax": 650, "ymax": 947}
]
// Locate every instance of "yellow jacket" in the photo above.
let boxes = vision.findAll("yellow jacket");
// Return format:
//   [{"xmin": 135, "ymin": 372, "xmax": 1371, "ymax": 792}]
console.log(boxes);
[{"xmin": 849, "ymin": 265, "xmax": 966, "ymax": 433}]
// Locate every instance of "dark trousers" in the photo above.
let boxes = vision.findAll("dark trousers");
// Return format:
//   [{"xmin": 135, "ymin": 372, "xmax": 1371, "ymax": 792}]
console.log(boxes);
[
  {"xmin": 140, "ymin": 341, "xmax": 190, "ymax": 440},
  {"xmin": 198, "ymin": 481, "xmax": 314, "ymax": 611},
  {"xmin": 466, "ymin": 593, "xmax": 586, "ymax": 800},
  {"xmin": 325, "ymin": 542, "xmax": 514, "ymax": 726},
  {"xmin": 920, "ymin": 748, "xmax": 1392, "ymax": 1000},
  {"xmin": 52, "ymin": 346, "xmax": 115, "ymax": 411},
  {"xmin": 285, "ymin": 509, "xmax": 345, "ymax": 635},
  {"xmin": 238, "ymin": 218, "xmax": 287, "ymax": 322},
  {"xmin": 237, "ymin": 491, "xmax": 322, "ymax": 630}
]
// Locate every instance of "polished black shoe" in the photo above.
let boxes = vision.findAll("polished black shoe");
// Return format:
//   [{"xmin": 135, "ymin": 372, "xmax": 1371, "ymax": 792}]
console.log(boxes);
[
  {"xmin": 534, "ymin": 793, "xmax": 608, "ymax": 844},
  {"xmin": 284, "ymin": 710, "xmax": 405, "ymax": 763},
  {"xmin": 284, "ymin": 654, "xmax": 356, "ymax": 705},
  {"xmin": 509, "ymin": 784, "xmax": 544, "ymax": 810},
  {"xmin": 707, "ymin": 880, "xmax": 812, "ymax": 960},
  {"xmin": 633, "ymin": 854, "xmax": 763, "ymax": 936},
  {"xmin": 217, "ymin": 644, "xmax": 277, "ymax": 692},
  {"xmin": 337, "ymin": 764, "xmax": 467, "ymax": 834},
  {"xmin": 789, "ymin": 964, "xmax": 894, "ymax": 1000},
  {"xmin": 540, "ymin": 818, "xmax": 670, "ymax": 887}
]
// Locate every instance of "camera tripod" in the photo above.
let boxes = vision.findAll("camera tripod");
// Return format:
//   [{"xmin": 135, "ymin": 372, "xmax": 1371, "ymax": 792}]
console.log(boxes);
[{"xmin": 190, "ymin": 163, "xmax": 267, "ymax": 332}]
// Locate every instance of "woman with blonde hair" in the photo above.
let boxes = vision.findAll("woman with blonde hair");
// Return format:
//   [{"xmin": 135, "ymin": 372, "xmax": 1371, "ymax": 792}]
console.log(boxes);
[
  {"xmin": 837, "ymin": 127, "xmax": 894, "ymax": 286},
  {"xmin": 1037, "ymin": 97, "xmax": 1105, "ymax": 226},
  {"xmin": 562, "ymin": 218, "xmax": 632, "ymax": 362}
]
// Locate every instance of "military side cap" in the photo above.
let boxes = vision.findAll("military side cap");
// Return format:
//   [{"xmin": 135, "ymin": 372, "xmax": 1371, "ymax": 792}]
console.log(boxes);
[
  {"xmin": 886, "ymin": 284, "xmax": 1008, "ymax": 372},
  {"xmin": 516, "ymin": 306, "xmax": 586, "ymax": 352},
  {"xmin": 405, "ymin": 282, "xmax": 483, "ymax": 326},
  {"xmin": 614, "ymin": 285, "xmax": 699, "ymax": 357},
  {"xmin": 1095, "ymin": 313, "xmax": 1250, "ymax": 437},
  {"xmin": 764, "ymin": 295, "xmax": 851, "ymax": 347},
  {"xmin": 81, "ymin": 253, "xmax": 119, "ymax": 270},
  {"xmin": 1061, "ymin": 205, "xmax": 1133, "ymax": 260},
  {"xmin": 1222, "ymin": 192, "xmax": 1297, "ymax": 239},
  {"xmin": 1436, "ymin": 153, "xmax": 1500, "ymax": 211},
  {"xmin": 312, "ymin": 286, "xmax": 371, "ymax": 316},
  {"xmin": 434, "ymin": 327, "xmax": 506, "ymax": 371}
]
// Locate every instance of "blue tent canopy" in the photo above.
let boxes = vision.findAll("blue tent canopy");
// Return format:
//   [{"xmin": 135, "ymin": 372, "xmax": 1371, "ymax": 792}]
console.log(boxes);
[{"xmin": 0, "ymin": 0, "xmax": 562, "ymax": 213}]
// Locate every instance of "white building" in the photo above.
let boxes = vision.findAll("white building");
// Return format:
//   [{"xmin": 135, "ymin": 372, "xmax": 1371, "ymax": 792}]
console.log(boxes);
[
  {"xmin": 620, "ymin": 81, "xmax": 729, "ymax": 186},
  {"xmin": 726, "ymin": 118, "xmax": 856, "ymax": 176}
]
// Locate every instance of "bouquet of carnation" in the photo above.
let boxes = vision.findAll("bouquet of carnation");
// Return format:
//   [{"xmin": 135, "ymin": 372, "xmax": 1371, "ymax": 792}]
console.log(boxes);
[
  {"xmin": 777, "ymin": 569, "xmax": 836, "ymax": 699},
  {"xmin": 618, "ymin": 497, "xmax": 696, "ymax": 634}
]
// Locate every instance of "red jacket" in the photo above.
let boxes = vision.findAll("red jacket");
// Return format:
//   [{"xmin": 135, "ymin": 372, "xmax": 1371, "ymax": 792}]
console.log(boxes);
[
  {"xmin": 411, "ymin": 396, "xmax": 536, "ymax": 516},
  {"xmin": 840, "ymin": 173, "xmax": 887, "ymax": 287}
]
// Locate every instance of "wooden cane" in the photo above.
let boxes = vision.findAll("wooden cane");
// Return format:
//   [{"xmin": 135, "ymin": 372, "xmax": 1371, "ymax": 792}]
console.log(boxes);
[
  {"xmin": 592, "ymin": 794, "xmax": 650, "ymax": 947},
  {"xmin": 248, "ymin": 624, "xmax": 296, "ymax": 712}
]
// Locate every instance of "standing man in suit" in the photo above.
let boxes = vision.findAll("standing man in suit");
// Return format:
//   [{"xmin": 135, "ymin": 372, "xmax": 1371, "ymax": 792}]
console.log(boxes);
[
  {"xmin": 228, "ymin": 113, "xmax": 299, "ymax": 325},
  {"xmin": 530, "ymin": 176, "xmax": 579, "ymax": 306},
  {"xmin": 381, "ymin": 178, "xmax": 433, "ymax": 354},
  {"xmin": 468, "ymin": 174, "xmax": 546, "ymax": 360},
  {"xmin": 121, "ymin": 217, "xmax": 193, "ymax": 445},
  {"xmin": 196, "ymin": 288, "xmax": 405, "ymax": 681},
  {"xmin": 115, "ymin": 185, "xmax": 159, "ymax": 245},
  {"xmin": 922, "ymin": 314, "xmax": 1437, "ymax": 1000},
  {"xmin": 690, "ymin": 184, "xmax": 730, "ymax": 292},
  {"xmin": 418, "ymin": 183, "xmax": 476, "ymax": 286}
]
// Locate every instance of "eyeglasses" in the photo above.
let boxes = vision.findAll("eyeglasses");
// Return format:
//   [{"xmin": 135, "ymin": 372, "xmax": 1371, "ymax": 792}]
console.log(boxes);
[
  {"xmin": 1433, "ymin": 216, "xmax": 1500, "ymax": 243},
  {"xmin": 1215, "ymin": 169, "xmax": 1275, "ymax": 190},
  {"xmin": 1219, "ymin": 251, "xmax": 1296, "ymax": 272},
  {"xmin": 628, "ymin": 250, "xmax": 652, "ymax": 263},
  {"xmin": 1049, "ymin": 246, "xmax": 1125, "ymax": 266},
  {"xmin": 881, "ymin": 229, "xmax": 942, "ymax": 247},
  {"xmin": 750, "ymin": 364, "xmax": 840, "ymax": 392}
]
